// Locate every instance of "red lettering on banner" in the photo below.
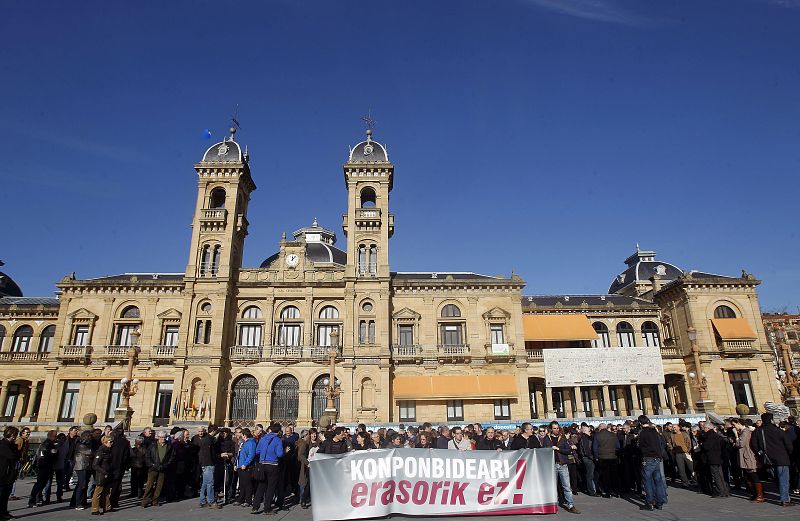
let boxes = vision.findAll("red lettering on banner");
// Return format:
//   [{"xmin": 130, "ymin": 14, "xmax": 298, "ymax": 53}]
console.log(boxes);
[
  {"xmin": 381, "ymin": 480, "xmax": 396, "ymax": 505},
  {"xmin": 494, "ymin": 481, "xmax": 510, "ymax": 504},
  {"xmin": 450, "ymin": 481, "xmax": 467, "ymax": 504},
  {"xmin": 477, "ymin": 483, "xmax": 494, "ymax": 505},
  {"xmin": 411, "ymin": 481, "xmax": 429, "ymax": 505},
  {"xmin": 513, "ymin": 458, "xmax": 527, "ymax": 504},
  {"xmin": 396, "ymin": 480, "xmax": 411, "ymax": 504},
  {"xmin": 441, "ymin": 481, "xmax": 450, "ymax": 504},
  {"xmin": 351, "ymin": 483, "xmax": 367, "ymax": 507},
  {"xmin": 369, "ymin": 481, "xmax": 384, "ymax": 506},
  {"xmin": 429, "ymin": 481, "xmax": 443, "ymax": 504}
]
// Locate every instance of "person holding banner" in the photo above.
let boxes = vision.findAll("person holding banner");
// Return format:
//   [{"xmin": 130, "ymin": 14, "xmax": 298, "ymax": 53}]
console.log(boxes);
[
  {"xmin": 448, "ymin": 427, "xmax": 473, "ymax": 451},
  {"xmin": 510, "ymin": 423, "xmax": 543, "ymax": 450},
  {"xmin": 548, "ymin": 422, "xmax": 580, "ymax": 514}
]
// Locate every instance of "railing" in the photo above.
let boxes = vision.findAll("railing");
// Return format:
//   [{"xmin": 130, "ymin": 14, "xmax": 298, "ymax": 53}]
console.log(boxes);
[
  {"xmin": 152, "ymin": 345, "xmax": 177, "ymax": 361},
  {"xmin": 660, "ymin": 346, "xmax": 682, "ymax": 357},
  {"xmin": 719, "ymin": 340, "xmax": 756, "ymax": 352},
  {"xmin": 485, "ymin": 343, "xmax": 513, "ymax": 358},
  {"xmin": 229, "ymin": 345, "xmax": 263, "ymax": 362},
  {"xmin": 103, "ymin": 345, "xmax": 131, "ymax": 361},
  {"xmin": 0, "ymin": 351, "xmax": 51, "ymax": 363},
  {"xmin": 269, "ymin": 345, "xmax": 302, "ymax": 361},
  {"xmin": 437, "ymin": 344, "xmax": 470, "ymax": 357},
  {"xmin": 526, "ymin": 349, "xmax": 544, "ymax": 361},
  {"xmin": 201, "ymin": 208, "xmax": 227, "ymax": 222},
  {"xmin": 356, "ymin": 207, "xmax": 381, "ymax": 220},
  {"xmin": 58, "ymin": 345, "xmax": 92, "ymax": 361},
  {"xmin": 391, "ymin": 344, "xmax": 421, "ymax": 361},
  {"xmin": 310, "ymin": 346, "xmax": 342, "ymax": 362}
]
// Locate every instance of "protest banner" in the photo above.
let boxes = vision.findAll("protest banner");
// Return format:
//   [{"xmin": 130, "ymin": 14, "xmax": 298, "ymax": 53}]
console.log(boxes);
[{"xmin": 310, "ymin": 448, "xmax": 557, "ymax": 520}]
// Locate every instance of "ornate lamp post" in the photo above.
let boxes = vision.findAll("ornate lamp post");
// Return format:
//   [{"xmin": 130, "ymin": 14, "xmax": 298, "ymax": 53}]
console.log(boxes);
[
  {"xmin": 773, "ymin": 325, "xmax": 800, "ymax": 415},
  {"xmin": 319, "ymin": 328, "xmax": 341, "ymax": 428},
  {"xmin": 115, "ymin": 328, "xmax": 141, "ymax": 431},
  {"xmin": 687, "ymin": 326, "xmax": 714, "ymax": 412}
]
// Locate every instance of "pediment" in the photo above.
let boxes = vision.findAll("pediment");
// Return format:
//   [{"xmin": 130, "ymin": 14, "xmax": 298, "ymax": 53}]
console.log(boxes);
[
  {"xmin": 67, "ymin": 308, "xmax": 98, "ymax": 321},
  {"xmin": 392, "ymin": 307, "xmax": 421, "ymax": 320},
  {"xmin": 157, "ymin": 308, "xmax": 182, "ymax": 320},
  {"xmin": 482, "ymin": 307, "xmax": 511, "ymax": 319}
]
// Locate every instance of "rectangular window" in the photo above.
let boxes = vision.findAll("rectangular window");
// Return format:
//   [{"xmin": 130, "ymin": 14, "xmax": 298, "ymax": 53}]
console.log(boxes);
[
  {"xmin": 440, "ymin": 324, "xmax": 463, "ymax": 345},
  {"xmin": 3, "ymin": 384, "xmax": 20, "ymax": 417},
  {"xmin": 446, "ymin": 400, "xmax": 464, "ymax": 422},
  {"xmin": 39, "ymin": 335, "xmax": 53, "ymax": 353},
  {"xmin": 552, "ymin": 389, "xmax": 565, "ymax": 418},
  {"xmin": 11, "ymin": 335, "xmax": 30, "ymax": 352},
  {"xmin": 609, "ymin": 387, "xmax": 619, "ymax": 415},
  {"xmin": 490, "ymin": 325, "xmax": 505, "ymax": 345},
  {"xmin": 59, "ymin": 381, "xmax": 80, "ymax": 422},
  {"xmin": 729, "ymin": 370, "xmax": 756, "ymax": 413},
  {"xmin": 398, "ymin": 325, "xmax": 413, "ymax": 346},
  {"xmin": 106, "ymin": 381, "xmax": 122, "ymax": 422},
  {"xmin": 592, "ymin": 331, "xmax": 611, "ymax": 348},
  {"xmin": 116, "ymin": 324, "xmax": 138, "ymax": 346},
  {"xmin": 493, "ymin": 399, "xmax": 511, "ymax": 420},
  {"xmin": 74, "ymin": 326, "xmax": 90, "ymax": 346},
  {"xmin": 399, "ymin": 400, "xmax": 416, "ymax": 422},
  {"xmin": 643, "ymin": 332, "xmax": 660, "ymax": 347},
  {"xmin": 163, "ymin": 326, "xmax": 179, "ymax": 346},
  {"xmin": 278, "ymin": 324, "xmax": 301, "ymax": 346},
  {"xmin": 204, "ymin": 320, "xmax": 212, "ymax": 344},
  {"xmin": 618, "ymin": 331, "xmax": 635, "ymax": 348},
  {"xmin": 317, "ymin": 324, "xmax": 336, "ymax": 347},
  {"xmin": 358, "ymin": 321, "xmax": 375, "ymax": 344},
  {"xmin": 368, "ymin": 321, "xmax": 376, "ymax": 344},
  {"xmin": 194, "ymin": 321, "xmax": 204, "ymax": 344},
  {"xmin": 581, "ymin": 388, "xmax": 593, "ymax": 417},
  {"xmin": 239, "ymin": 324, "xmax": 262, "ymax": 347},
  {"xmin": 153, "ymin": 381, "xmax": 174, "ymax": 425}
]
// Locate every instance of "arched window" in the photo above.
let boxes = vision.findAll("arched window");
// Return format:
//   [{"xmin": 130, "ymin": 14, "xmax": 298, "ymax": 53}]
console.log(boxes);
[
  {"xmin": 200, "ymin": 245, "xmax": 211, "ymax": 276},
  {"xmin": 641, "ymin": 321, "xmax": 660, "ymax": 347},
  {"xmin": 242, "ymin": 306, "xmax": 262, "ymax": 319},
  {"xmin": 211, "ymin": 245, "xmax": 221, "ymax": 276},
  {"xmin": 230, "ymin": 375, "xmax": 259, "ymax": 427},
  {"xmin": 271, "ymin": 375, "xmax": 299, "ymax": 422},
  {"xmin": 360, "ymin": 187, "xmax": 376, "ymax": 208},
  {"xmin": 209, "ymin": 187, "xmax": 226, "ymax": 209},
  {"xmin": 358, "ymin": 245, "xmax": 367, "ymax": 275},
  {"xmin": 38, "ymin": 325, "xmax": 56, "ymax": 353},
  {"xmin": 714, "ymin": 305, "xmax": 736, "ymax": 319},
  {"xmin": 319, "ymin": 306, "xmax": 339, "ymax": 319},
  {"xmin": 441, "ymin": 304, "xmax": 461, "ymax": 318},
  {"xmin": 592, "ymin": 322, "xmax": 610, "ymax": 348},
  {"xmin": 616, "ymin": 321, "xmax": 636, "ymax": 347},
  {"xmin": 0, "ymin": 325, "xmax": 5, "ymax": 351},
  {"xmin": 11, "ymin": 325, "xmax": 33, "ymax": 352},
  {"xmin": 280, "ymin": 306, "xmax": 300, "ymax": 319},
  {"xmin": 312, "ymin": 375, "xmax": 340, "ymax": 421},
  {"xmin": 121, "ymin": 306, "xmax": 140, "ymax": 319},
  {"xmin": 369, "ymin": 245, "xmax": 377, "ymax": 274}
]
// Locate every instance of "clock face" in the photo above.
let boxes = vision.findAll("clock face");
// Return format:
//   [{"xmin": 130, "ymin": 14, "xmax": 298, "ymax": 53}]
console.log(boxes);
[{"xmin": 286, "ymin": 254, "xmax": 299, "ymax": 267}]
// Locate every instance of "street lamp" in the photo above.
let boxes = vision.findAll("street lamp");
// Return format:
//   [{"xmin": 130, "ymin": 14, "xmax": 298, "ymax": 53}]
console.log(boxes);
[
  {"xmin": 320, "ymin": 327, "xmax": 341, "ymax": 428},
  {"xmin": 116, "ymin": 328, "xmax": 142, "ymax": 431},
  {"xmin": 687, "ymin": 326, "xmax": 710, "ymax": 403},
  {"xmin": 773, "ymin": 325, "xmax": 800, "ymax": 402}
]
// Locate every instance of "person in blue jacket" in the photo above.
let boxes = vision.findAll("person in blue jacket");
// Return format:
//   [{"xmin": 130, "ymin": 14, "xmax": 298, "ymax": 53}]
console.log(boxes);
[
  {"xmin": 233, "ymin": 428, "xmax": 257, "ymax": 508},
  {"xmin": 251, "ymin": 424, "xmax": 285, "ymax": 514}
]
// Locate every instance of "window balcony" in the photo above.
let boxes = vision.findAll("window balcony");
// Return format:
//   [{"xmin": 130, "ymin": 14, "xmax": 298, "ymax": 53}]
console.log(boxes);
[
  {"xmin": 391, "ymin": 344, "xmax": 422, "ymax": 363},
  {"xmin": 229, "ymin": 345, "xmax": 263, "ymax": 363},
  {"xmin": 485, "ymin": 343, "xmax": 514, "ymax": 361},
  {"xmin": 310, "ymin": 346, "xmax": 342, "ymax": 363},
  {"xmin": 152, "ymin": 345, "xmax": 177, "ymax": 362},
  {"xmin": 0, "ymin": 351, "xmax": 51, "ymax": 363},
  {"xmin": 718, "ymin": 339, "xmax": 757, "ymax": 355},
  {"xmin": 269, "ymin": 345, "xmax": 302, "ymax": 362},
  {"xmin": 660, "ymin": 346, "xmax": 682, "ymax": 358},
  {"xmin": 437, "ymin": 344, "xmax": 470, "ymax": 360},
  {"xmin": 526, "ymin": 348, "xmax": 544, "ymax": 362},
  {"xmin": 102, "ymin": 345, "xmax": 134, "ymax": 362},
  {"xmin": 200, "ymin": 208, "xmax": 227, "ymax": 231},
  {"xmin": 58, "ymin": 345, "xmax": 92, "ymax": 363}
]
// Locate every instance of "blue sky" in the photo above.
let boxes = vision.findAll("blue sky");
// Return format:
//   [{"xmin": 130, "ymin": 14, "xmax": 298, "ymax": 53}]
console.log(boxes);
[{"xmin": 2, "ymin": 0, "xmax": 799, "ymax": 310}]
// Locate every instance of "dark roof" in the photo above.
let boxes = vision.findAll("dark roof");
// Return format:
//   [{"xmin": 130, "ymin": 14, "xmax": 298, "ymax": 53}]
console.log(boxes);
[
  {"xmin": 0, "ymin": 272, "xmax": 23, "ymax": 297},
  {"xmin": 684, "ymin": 271, "xmax": 737, "ymax": 280},
  {"xmin": 348, "ymin": 140, "xmax": 389, "ymax": 163},
  {"xmin": 202, "ymin": 140, "xmax": 243, "ymax": 163},
  {"xmin": 522, "ymin": 294, "xmax": 657, "ymax": 308},
  {"xmin": 0, "ymin": 296, "xmax": 60, "ymax": 306},
  {"xmin": 259, "ymin": 243, "xmax": 347, "ymax": 268},
  {"xmin": 391, "ymin": 272, "xmax": 506, "ymax": 281},
  {"xmin": 86, "ymin": 273, "xmax": 184, "ymax": 282},
  {"xmin": 609, "ymin": 260, "xmax": 683, "ymax": 294}
]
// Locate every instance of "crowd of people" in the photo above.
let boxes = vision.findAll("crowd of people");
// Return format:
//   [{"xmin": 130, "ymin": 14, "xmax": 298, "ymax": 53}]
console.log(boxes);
[{"xmin": 0, "ymin": 412, "xmax": 798, "ymax": 518}]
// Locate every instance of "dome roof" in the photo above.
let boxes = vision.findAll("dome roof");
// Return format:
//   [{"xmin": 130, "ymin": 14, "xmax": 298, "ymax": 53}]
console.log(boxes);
[
  {"xmin": 260, "ymin": 219, "xmax": 347, "ymax": 268},
  {"xmin": 608, "ymin": 248, "xmax": 682, "ymax": 294},
  {"xmin": 201, "ymin": 139, "xmax": 243, "ymax": 163},
  {"xmin": 0, "ymin": 271, "xmax": 23, "ymax": 298},
  {"xmin": 348, "ymin": 139, "xmax": 388, "ymax": 163}
]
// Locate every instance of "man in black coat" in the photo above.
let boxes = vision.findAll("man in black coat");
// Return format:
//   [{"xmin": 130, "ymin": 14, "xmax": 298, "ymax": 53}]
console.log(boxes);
[
  {"xmin": 28, "ymin": 430, "xmax": 58, "ymax": 507},
  {"xmin": 754, "ymin": 412, "xmax": 794, "ymax": 506},
  {"xmin": 476, "ymin": 428, "xmax": 505, "ymax": 451},
  {"xmin": 109, "ymin": 427, "xmax": 130, "ymax": 509},
  {"xmin": 701, "ymin": 424, "xmax": 729, "ymax": 497},
  {"xmin": 142, "ymin": 431, "xmax": 175, "ymax": 508},
  {"xmin": 0, "ymin": 427, "xmax": 20, "ymax": 520},
  {"xmin": 592, "ymin": 423, "xmax": 620, "ymax": 498},
  {"xmin": 317, "ymin": 427, "xmax": 349, "ymax": 454},
  {"xmin": 509, "ymin": 423, "xmax": 543, "ymax": 450}
]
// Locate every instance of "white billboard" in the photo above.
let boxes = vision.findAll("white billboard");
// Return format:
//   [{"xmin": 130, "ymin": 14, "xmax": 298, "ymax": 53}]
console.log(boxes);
[{"xmin": 543, "ymin": 347, "xmax": 665, "ymax": 387}]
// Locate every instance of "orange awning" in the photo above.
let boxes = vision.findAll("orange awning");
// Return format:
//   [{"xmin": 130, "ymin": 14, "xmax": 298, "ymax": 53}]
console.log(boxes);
[
  {"xmin": 393, "ymin": 375, "xmax": 518, "ymax": 400},
  {"xmin": 523, "ymin": 314, "xmax": 597, "ymax": 341},
  {"xmin": 711, "ymin": 318, "xmax": 757, "ymax": 340}
]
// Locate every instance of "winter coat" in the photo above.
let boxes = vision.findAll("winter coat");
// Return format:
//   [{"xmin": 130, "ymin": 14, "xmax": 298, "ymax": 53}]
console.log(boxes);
[
  {"xmin": 638, "ymin": 427, "xmax": 663, "ymax": 459},
  {"xmin": 754, "ymin": 423, "xmax": 793, "ymax": 467},
  {"xmin": 737, "ymin": 428, "xmax": 760, "ymax": 471},
  {"xmin": 54, "ymin": 438, "xmax": 70, "ymax": 470},
  {"xmin": 509, "ymin": 435, "xmax": 542, "ymax": 450},
  {"xmin": 548, "ymin": 434, "xmax": 573, "ymax": 465},
  {"xmin": 110, "ymin": 432, "xmax": 131, "ymax": 479},
  {"xmin": 194, "ymin": 434, "xmax": 217, "ymax": 467},
  {"xmin": 130, "ymin": 445, "xmax": 147, "ymax": 468},
  {"xmin": 297, "ymin": 438, "xmax": 314, "ymax": 488},
  {"xmin": 238, "ymin": 437, "xmax": 257, "ymax": 468},
  {"xmin": 145, "ymin": 442, "xmax": 174, "ymax": 473},
  {"xmin": 0, "ymin": 438, "xmax": 20, "ymax": 486},
  {"xmin": 316, "ymin": 436, "xmax": 348, "ymax": 455},
  {"xmin": 35, "ymin": 438, "xmax": 58, "ymax": 470},
  {"xmin": 476, "ymin": 437, "xmax": 505, "ymax": 451},
  {"xmin": 72, "ymin": 431, "xmax": 95, "ymax": 471},
  {"xmin": 257, "ymin": 433, "xmax": 286, "ymax": 462},
  {"xmin": 701, "ymin": 430, "xmax": 725, "ymax": 466},
  {"xmin": 92, "ymin": 446, "xmax": 114, "ymax": 486},
  {"xmin": 592, "ymin": 429, "xmax": 619, "ymax": 460}
]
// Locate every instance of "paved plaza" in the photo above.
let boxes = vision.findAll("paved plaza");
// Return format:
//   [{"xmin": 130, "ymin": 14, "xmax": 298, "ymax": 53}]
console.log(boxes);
[{"xmin": 7, "ymin": 477, "xmax": 798, "ymax": 521}]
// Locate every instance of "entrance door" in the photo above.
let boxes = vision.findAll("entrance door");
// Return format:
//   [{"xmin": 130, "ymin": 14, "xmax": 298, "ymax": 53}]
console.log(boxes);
[
  {"xmin": 230, "ymin": 375, "xmax": 259, "ymax": 427},
  {"xmin": 270, "ymin": 375, "xmax": 299, "ymax": 422}
]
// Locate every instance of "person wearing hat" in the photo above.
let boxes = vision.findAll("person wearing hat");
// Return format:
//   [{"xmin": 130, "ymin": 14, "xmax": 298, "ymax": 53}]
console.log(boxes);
[
  {"xmin": 754, "ymin": 412, "xmax": 794, "ymax": 506},
  {"xmin": 637, "ymin": 416, "xmax": 667, "ymax": 510}
]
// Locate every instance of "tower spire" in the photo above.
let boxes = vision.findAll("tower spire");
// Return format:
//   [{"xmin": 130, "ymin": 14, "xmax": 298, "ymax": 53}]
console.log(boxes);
[{"xmin": 361, "ymin": 110, "xmax": 375, "ymax": 142}]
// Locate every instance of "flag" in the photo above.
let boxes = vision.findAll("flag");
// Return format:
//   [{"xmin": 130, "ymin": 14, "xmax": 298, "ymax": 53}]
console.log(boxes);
[{"xmin": 172, "ymin": 400, "xmax": 178, "ymax": 416}]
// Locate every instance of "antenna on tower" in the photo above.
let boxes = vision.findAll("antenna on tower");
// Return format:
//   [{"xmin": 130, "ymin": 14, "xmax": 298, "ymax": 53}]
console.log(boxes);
[
  {"xmin": 361, "ymin": 110, "xmax": 375, "ymax": 142},
  {"xmin": 229, "ymin": 104, "xmax": 241, "ymax": 140}
]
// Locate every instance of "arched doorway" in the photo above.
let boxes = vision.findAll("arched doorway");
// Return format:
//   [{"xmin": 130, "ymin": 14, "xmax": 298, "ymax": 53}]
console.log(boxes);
[
  {"xmin": 230, "ymin": 375, "xmax": 259, "ymax": 427},
  {"xmin": 312, "ymin": 375, "xmax": 340, "ymax": 422},
  {"xmin": 271, "ymin": 374, "xmax": 299, "ymax": 422}
]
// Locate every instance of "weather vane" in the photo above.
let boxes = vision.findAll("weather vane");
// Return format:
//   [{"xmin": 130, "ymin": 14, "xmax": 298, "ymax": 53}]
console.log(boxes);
[
  {"xmin": 361, "ymin": 110, "xmax": 375, "ymax": 132},
  {"xmin": 229, "ymin": 104, "xmax": 241, "ymax": 139}
]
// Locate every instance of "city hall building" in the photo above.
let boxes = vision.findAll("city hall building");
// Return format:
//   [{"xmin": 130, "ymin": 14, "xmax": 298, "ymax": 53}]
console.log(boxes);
[{"xmin": 0, "ymin": 128, "xmax": 782, "ymax": 430}]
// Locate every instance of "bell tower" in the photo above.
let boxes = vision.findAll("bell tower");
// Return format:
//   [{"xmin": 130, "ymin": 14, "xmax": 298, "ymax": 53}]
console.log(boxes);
[{"xmin": 342, "ymin": 127, "xmax": 394, "ymax": 279}]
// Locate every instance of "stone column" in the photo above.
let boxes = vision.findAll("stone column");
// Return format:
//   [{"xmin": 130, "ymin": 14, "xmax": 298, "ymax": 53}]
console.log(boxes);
[
  {"xmin": 535, "ymin": 387, "xmax": 545, "ymax": 419},
  {"xmin": 0, "ymin": 384, "xmax": 8, "ymax": 418},
  {"xmin": 298, "ymin": 390, "xmax": 313, "ymax": 427},
  {"xmin": 656, "ymin": 384, "xmax": 670, "ymax": 415},
  {"xmin": 629, "ymin": 384, "xmax": 643, "ymax": 416},
  {"xmin": 589, "ymin": 388, "xmax": 600, "ymax": 418},
  {"xmin": 545, "ymin": 387, "xmax": 555, "ymax": 419},
  {"xmin": 564, "ymin": 389, "xmax": 573, "ymax": 420},
  {"xmin": 601, "ymin": 386, "xmax": 613, "ymax": 417},
  {"xmin": 642, "ymin": 386, "xmax": 654, "ymax": 416},
  {"xmin": 22, "ymin": 382, "xmax": 41, "ymax": 421}
]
